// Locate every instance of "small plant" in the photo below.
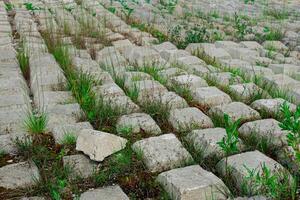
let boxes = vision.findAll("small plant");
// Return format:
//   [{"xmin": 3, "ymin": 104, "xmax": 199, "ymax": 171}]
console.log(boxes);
[
  {"xmin": 130, "ymin": 22, "xmax": 167, "ymax": 43},
  {"xmin": 24, "ymin": 2, "xmax": 41, "ymax": 12},
  {"xmin": 279, "ymin": 102, "xmax": 300, "ymax": 164},
  {"xmin": 264, "ymin": 8, "xmax": 289, "ymax": 20},
  {"xmin": 142, "ymin": 99, "xmax": 171, "ymax": 132},
  {"xmin": 24, "ymin": 111, "xmax": 48, "ymax": 135},
  {"xmin": 117, "ymin": 126, "xmax": 133, "ymax": 136},
  {"xmin": 210, "ymin": 10, "xmax": 220, "ymax": 18},
  {"xmin": 17, "ymin": 42, "xmax": 30, "ymax": 80},
  {"xmin": 118, "ymin": 0, "xmax": 134, "ymax": 22},
  {"xmin": 140, "ymin": 65, "xmax": 167, "ymax": 85},
  {"xmin": 50, "ymin": 179, "xmax": 67, "ymax": 200},
  {"xmin": 14, "ymin": 136, "xmax": 33, "ymax": 152},
  {"xmin": 243, "ymin": 163, "xmax": 297, "ymax": 199},
  {"xmin": 256, "ymin": 27, "xmax": 284, "ymax": 42},
  {"xmin": 169, "ymin": 24, "xmax": 185, "ymax": 48},
  {"xmin": 217, "ymin": 114, "xmax": 241, "ymax": 176},
  {"xmin": 64, "ymin": 5, "xmax": 74, "ymax": 12},
  {"xmin": 233, "ymin": 12, "xmax": 250, "ymax": 40},
  {"xmin": 108, "ymin": 6, "xmax": 116, "ymax": 14},
  {"xmin": 244, "ymin": 0, "xmax": 255, "ymax": 4},
  {"xmin": 171, "ymin": 84, "xmax": 193, "ymax": 104},
  {"xmin": 60, "ymin": 134, "xmax": 77, "ymax": 146},
  {"xmin": 126, "ymin": 83, "xmax": 140, "ymax": 102},
  {"xmin": 0, "ymin": 149, "xmax": 6, "ymax": 159},
  {"xmin": 5, "ymin": 2, "xmax": 14, "ymax": 11},
  {"xmin": 160, "ymin": 0, "xmax": 178, "ymax": 14},
  {"xmin": 184, "ymin": 25, "xmax": 208, "ymax": 46}
]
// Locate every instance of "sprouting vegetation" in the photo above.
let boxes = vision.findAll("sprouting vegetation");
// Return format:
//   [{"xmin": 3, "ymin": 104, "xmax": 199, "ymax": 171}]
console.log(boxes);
[
  {"xmin": 217, "ymin": 114, "xmax": 241, "ymax": 176},
  {"xmin": 243, "ymin": 163, "xmax": 297, "ymax": 199},
  {"xmin": 17, "ymin": 41, "xmax": 30, "ymax": 81},
  {"xmin": 24, "ymin": 2, "xmax": 42, "ymax": 12},
  {"xmin": 279, "ymin": 102, "xmax": 300, "ymax": 165},
  {"xmin": 24, "ymin": 111, "xmax": 48, "ymax": 135},
  {"xmin": 264, "ymin": 8, "xmax": 289, "ymax": 20},
  {"xmin": 233, "ymin": 12, "xmax": 251, "ymax": 40},
  {"xmin": 4, "ymin": 2, "xmax": 14, "ymax": 11}
]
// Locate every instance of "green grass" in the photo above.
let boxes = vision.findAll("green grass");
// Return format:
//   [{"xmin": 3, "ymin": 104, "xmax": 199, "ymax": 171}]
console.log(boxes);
[
  {"xmin": 279, "ymin": 102, "xmax": 300, "ymax": 164},
  {"xmin": 116, "ymin": 125, "xmax": 133, "ymax": 137},
  {"xmin": 24, "ymin": 2, "xmax": 41, "ymax": 12},
  {"xmin": 217, "ymin": 114, "xmax": 241, "ymax": 157},
  {"xmin": 170, "ymin": 84, "xmax": 193, "ymax": 104},
  {"xmin": 60, "ymin": 133, "xmax": 77, "ymax": 146},
  {"xmin": 131, "ymin": 22, "xmax": 168, "ymax": 43},
  {"xmin": 244, "ymin": 0, "xmax": 255, "ymax": 4},
  {"xmin": 253, "ymin": 76, "xmax": 295, "ymax": 103},
  {"xmin": 108, "ymin": 6, "xmax": 116, "ymax": 14},
  {"xmin": 139, "ymin": 65, "xmax": 167, "ymax": 85},
  {"xmin": 13, "ymin": 134, "xmax": 74, "ymax": 199},
  {"xmin": 23, "ymin": 111, "xmax": 48, "ymax": 135},
  {"xmin": 126, "ymin": 83, "xmax": 140, "ymax": 102},
  {"xmin": 0, "ymin": 149, "xmax": 6, "ymax": 159},
  {"xmin": 255, "ymin": 27, "xmax": 284, "ymax": 42},
  {"xmin": 17, "ymin": 43, "xmax": 30, "ymax": 81},
  {"xmin": 217, "ymin": 114, "xmax": 241, "ymax": 178},
  {"xmin": 233, "ymin": 12, "xmax": 250, "ymax": 40},
  {"xmin": 4, "ymin": 2, "xmax": 14, "ymax": 11},
  {"xmin": 91, "ymin": 144, "xmax": 168, "ymax": 198},
  {"xmin": 142, "ymin": 99, "xmax": 172, "ymax": 132},
  {"xmin": 264, "ymin": 8, "xmax": 289, "ymax": 20},
  {"xmin": 242, "ymin": 163, "xmax": 297, "ymax": 199}
]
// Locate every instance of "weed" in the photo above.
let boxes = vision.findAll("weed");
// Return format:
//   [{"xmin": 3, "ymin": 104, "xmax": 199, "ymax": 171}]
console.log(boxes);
[
  {"xmin": 279, "ymin": 102, "xmax": 300, "ymax": 164},
  {"xmin": 255, "ymin": 78, "xmax": 294, "ymax": 103},
  {"xmin": 24, "ymin": 111, "xmax": 48, "ymax": 135},
  {"xmin": 131, "ymin": 22, "xmax": 167, "ymax": 43},
  {"xmin": 160, "ymin": 0, "xmax": 178, "ymax": 14},
  {"xmin": 64, "ymin": 5, "xmax": 74, "ymax": 12},
  {"xmin": 92, "ymin": 145, "xmax": 136, "ymax": 184},
  {"xmin": 142, "ymin": 99, "xmax": 171, "ymax": 132},
  {"xmin": 119, "ymin": 1, "xmax": 134, "ymax": 22},
  {"xmin": 169, "ymin": 24, "xmax": 185, "ymax": 48},
  {"xmin": 140, "ymin": 65, "xmax": 167, "ymax": 85},
  {"xmin": 14, "ymin": 136, "xmax": 33, "ymax": 156},
  {"xmin": 24, "ymin": 2, "xmax": 41, "ymax": 12},
  {"xmin": 264, "ymin": 8, "xmax": 289, "ymax": 20},
  {"xmin": 117, "ymin": 125, "xmax": 133, "ymax": 136},
  {"xmin": 113, "ymin": 72, "xmax": 125, "ymax": 89},
  {"xmin": 210, "ymin": 10, "xmax": 220, "ymax": 18},
  {"xmin": 4, "ymin": 2, "xmax": 14, "ymax": 11},
  {"xmin": 243, "ymin": 132, "xmax": 277, "ymax": 157},
  {"xmin": 126, "ymin": 83, "xmax": 140, "ymax": 102},
  {"xmin": 60, "ymin": 133, "xmax": 77, "ymax": 146},
  {"xmin": 185, "ymin": 25, "xmax": 208, "ymax": 45},
  {"xmin": 244, "ymin": 0, "xmax": 255, "ymax": 4},
  {"xmin": 108, "ymin": 6, "xmax": 116, "ymax": 13},
  {"xmin": 243, "ymin": 163, "xmax": 297, "ymax": 199},
  {"xmin": 170, "ymin": 84, "xmax": 193, "ymax": 104},
  {"xmin": 217, "ymin": 114, "xmax": 241, "ymax": 176},
  {"xmin": 256, "ymin": 27, "xmax": 284, "ymax": 42},
  {"xmin": 193, "ymin": 48, "xmax": 219, "ymax": 66},
  {"xmin": 17, "ymin": 41, "xmax": 30, "ymax": 80},
  {"xmin": 0, "ymin": 149, "xmax": 6, "ymax": 159},
  {"xmin": 233, "ymin": 12, "xmax": 251, "ymax": 40}
]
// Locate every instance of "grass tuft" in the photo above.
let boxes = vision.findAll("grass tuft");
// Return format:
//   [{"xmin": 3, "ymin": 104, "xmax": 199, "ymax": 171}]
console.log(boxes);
[{"xmin": 24, "ymin": 111, "xmax": 48, "ymax": 135}]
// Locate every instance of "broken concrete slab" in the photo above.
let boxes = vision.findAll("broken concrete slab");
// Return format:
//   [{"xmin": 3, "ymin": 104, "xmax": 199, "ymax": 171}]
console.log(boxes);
[{"xmin": 76, "ymin": 129, "xmax": 127, "ymax": 162}]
